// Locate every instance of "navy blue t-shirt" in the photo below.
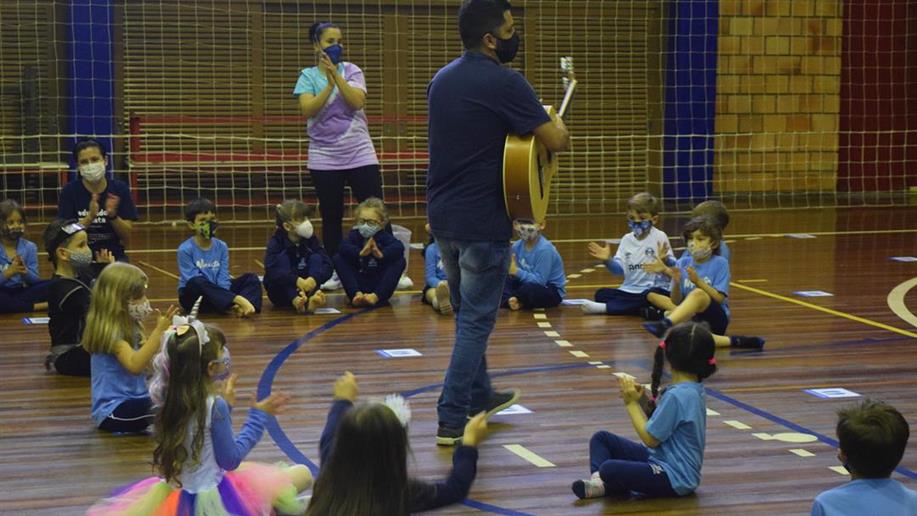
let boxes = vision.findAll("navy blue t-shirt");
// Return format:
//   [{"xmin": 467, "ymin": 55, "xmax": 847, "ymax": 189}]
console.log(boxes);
[
  {"xmin": 58, "ymin": 178, "xmax": 138, "ymax": 259},
  {"xmin": 426, "ymin": 51, "xmax": 550, "ymax": 241}
]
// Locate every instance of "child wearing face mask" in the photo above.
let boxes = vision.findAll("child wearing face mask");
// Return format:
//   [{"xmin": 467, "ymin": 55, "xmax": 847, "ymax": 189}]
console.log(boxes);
[
  {"xmin": 177, "ymin": 198, "xmax": 262, "ymax": 317},
  {"xmin": 0, "ymin": 199, "xmax": 51, "ymax": 314},
  {"xmin": 58, "ymin": 139, "xmax": 139, "ymax": 272},
  {"xmin": 42, "ymin": 219, "xmax": 114, "ymax": 376},
  {"xmin": 263, "ymin": 199, "xmax": 333, "ymax": 313},
  {"xmin": 642, "ymin": 217, "xmax": 764, "ymax": 349},
  {"xmin": 89, "ymin": 321, "xmax": 310, "ymax": 515},
  {"xmin": 81, "ymin": 262, "xmax": 179, "ymax": 433},
  {"xmin": 582, "ymin": 193, "xmax": 675, "ymax": 318},
  {"xmin": 332, "ymin": 197, "xmax": 405, "ymax": 307},
  {"xmin": 501, "ymin": 218, "xmax": 566, "ymax": 310}
]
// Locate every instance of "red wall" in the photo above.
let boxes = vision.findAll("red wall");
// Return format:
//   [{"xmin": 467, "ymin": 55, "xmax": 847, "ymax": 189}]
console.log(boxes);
[{"xmin": 838, "ymin": 0, "xmax": 917, "ymax": 191}]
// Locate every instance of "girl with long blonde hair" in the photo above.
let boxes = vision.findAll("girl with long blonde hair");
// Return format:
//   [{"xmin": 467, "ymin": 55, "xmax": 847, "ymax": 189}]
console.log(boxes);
[{"xmin": 82, "ymin": 262, "xmax": 178, "ymax": 433}]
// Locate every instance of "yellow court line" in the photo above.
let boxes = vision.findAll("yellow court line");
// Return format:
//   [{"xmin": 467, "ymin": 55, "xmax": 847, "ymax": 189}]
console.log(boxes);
[
  {"xmin": 565, "ymin": 283, "xmax": 620, "ymax": 290},
  {"xmin": 737, "ymin": 279, "xmax": 768, "ymax": 283},
  {"xmin": 137, "ymin": 260, "xmax": 180, "ymax": 281},
  {"xmin": 828, "ymin": 466, "xmax": 850, "ymax": 476},
  {"xmin": 790, "ymin": 449, "xmax": 815, "ymax": 457},
  {"xmin": 724, "ymin": 420, "xmax": 752, "ymax": 430},
  {"xmin": 731, "ymin": 282, "xmax": 917, "ymax": 339},
  {"xmin": 887, "ymin": 277, "xmax": 917, "ymax": 329},
  {"xmin": 503, "ymin": 444, "xmax": 556, "ymax": 468}
]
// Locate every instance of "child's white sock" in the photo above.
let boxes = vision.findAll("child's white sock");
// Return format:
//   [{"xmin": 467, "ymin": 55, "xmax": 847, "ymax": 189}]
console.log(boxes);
[{"xmin": 580, "ymin": 301, "xmax": 607, "ymax": 315}]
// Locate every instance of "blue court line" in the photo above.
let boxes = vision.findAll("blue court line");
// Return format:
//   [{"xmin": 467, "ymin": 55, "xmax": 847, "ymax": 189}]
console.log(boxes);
[
  {"xmin": 258, "ymin": 309, "xmax": 371, "ymax": 474},
  {"xmin": 727, "ymin": 336, "xmax": 911, "ymax": 358},
  {"xmin": 256, "ymin": 308, "xmax": 580, "ymax": 515},
  {"xmin": 706, "ymin": 388, "xmax": 917, "ymax": 481}
]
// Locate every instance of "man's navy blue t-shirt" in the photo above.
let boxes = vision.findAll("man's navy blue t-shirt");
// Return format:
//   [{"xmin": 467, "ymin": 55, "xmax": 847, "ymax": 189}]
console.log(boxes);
[
  {"xmin": 58, "ymin": 178, "xmax": 139, "ymax": 259},
  {"xmin": 426, "ymin": 51, "xmax": 550, "ymax": 241}
]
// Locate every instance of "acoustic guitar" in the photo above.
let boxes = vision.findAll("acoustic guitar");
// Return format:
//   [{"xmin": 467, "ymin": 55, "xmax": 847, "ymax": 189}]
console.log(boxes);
[{"xmin": 503, "ymin": 56, "xmax": 576, "ymax": 222}]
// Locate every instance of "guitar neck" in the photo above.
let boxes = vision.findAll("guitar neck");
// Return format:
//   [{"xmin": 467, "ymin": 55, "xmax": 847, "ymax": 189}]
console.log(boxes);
[{"xmin": 557, "ymin": 79, "xmax": 577, "ymax": 119}]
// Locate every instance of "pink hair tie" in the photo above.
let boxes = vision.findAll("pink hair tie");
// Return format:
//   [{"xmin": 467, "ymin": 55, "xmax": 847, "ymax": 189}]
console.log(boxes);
[
  {"xmin": 708, "ymin": 357, "xmax": 717, "ymax": 365},
  {"xmin": 658, "ymin": 341, "xmax": 666, "ymax": 349}
]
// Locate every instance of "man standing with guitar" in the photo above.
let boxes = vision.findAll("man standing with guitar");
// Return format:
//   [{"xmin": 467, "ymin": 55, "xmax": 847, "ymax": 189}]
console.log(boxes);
[{"xmin": 427, "ymin": 0, "xmax": 570, "ymax": 445}]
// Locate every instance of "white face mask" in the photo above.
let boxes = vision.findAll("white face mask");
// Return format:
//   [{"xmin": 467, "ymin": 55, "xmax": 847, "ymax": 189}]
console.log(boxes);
[
  {"xmin": 128, "ymin": 298, "xmax": 153, "ymax": 321},
  {"xmin": 295, "ymin": 220, "xmax": 314, "ymax": 239},
  {"xmin": 79, "ymin": 161, "xmax": 106, "ymax": 183},
  {"xmin": 687, "ymin": 241, "xmax": 713, "ymax": 261}
]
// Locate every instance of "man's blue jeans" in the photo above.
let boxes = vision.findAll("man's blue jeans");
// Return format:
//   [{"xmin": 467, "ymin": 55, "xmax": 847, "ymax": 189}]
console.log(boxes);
[{"xmin": 434, "ymin": 237, "xmax": 510, "ymax": 428}]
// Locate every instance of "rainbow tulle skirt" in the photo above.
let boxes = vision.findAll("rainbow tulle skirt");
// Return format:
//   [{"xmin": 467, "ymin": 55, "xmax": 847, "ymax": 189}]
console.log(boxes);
[{"xmin": 87, "ymin": 463, "xmax": 304, "ymax": 515}]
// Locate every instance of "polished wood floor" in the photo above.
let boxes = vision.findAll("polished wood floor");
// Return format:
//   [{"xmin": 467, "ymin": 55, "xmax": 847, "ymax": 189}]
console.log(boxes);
[{"xmin": 1, "ymin": 206, "xmax": 915, "ymax": 515}]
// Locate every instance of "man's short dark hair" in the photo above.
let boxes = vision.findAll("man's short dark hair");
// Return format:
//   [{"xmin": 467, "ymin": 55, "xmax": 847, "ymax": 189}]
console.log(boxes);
[
  {"xmin": 458, "ymin": 0, "xmax": 512, "ymax": 50},
  {"xmin": 837, "ymin": 399, "xmax": 909, "ymax": 478}
]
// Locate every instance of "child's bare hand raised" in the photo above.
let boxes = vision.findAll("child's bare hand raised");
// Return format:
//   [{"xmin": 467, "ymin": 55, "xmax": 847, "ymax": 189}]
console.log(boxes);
[
  {"xmin": 618, "ymin": 376, "xmax": 643, "ymax": 404},
  {"xmin": 587, "ymin": 241, "xmax": 611, "ymax": 262},
  {"xmin": 254, "ymin": 392, "xmax": 292, "ymax": 415},
  {"xmin": 333, "ymin": 371, "xmax": 358, "ymax": 402},
  {"xmin": 154, "ymin": 305, "xmax": 181, "ymax": 332}
]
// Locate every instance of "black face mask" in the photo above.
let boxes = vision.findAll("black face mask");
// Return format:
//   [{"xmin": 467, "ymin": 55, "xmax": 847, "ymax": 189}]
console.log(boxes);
[{"xmin": 492, "ymin": 32, "xmax": 520, "ymax": 63}]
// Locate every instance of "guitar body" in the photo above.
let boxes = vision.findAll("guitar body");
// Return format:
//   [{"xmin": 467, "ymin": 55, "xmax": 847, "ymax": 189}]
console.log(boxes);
[{"xmin": 503, "ymin": 105, "xmax": 558, "ymax": 223}]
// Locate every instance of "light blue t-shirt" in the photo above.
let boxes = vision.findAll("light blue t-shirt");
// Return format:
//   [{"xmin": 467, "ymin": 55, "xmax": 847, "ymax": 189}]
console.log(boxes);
[
  {"xmin": 811, "ymin": 478, "xmax": 917, "ymax": 516},
  {"xmin": 177, "ymin": 237, "xmax": 231, "ymax": 291},
  {"xmin": 719, "ymin": 240, "xmax": 731, "ymax": 263},
  {"xmin": 424, "ymin": 242, "xmax": 448, "ymax": 289},
  {"xmin": 646, "ymin": 381, "xmax": 707, "ymax": 495},
  {"xmin": 0, "ymin": 237, "xmax": 42, "ymax": 288},
  {"xmin": 292, "ymin": 62, "xmax": 378, "ymax": 171},
  {"xmin": 512, "ymin": 236, "xmax": 567, "ymax": 297},
  {"xmin": 90, "ymin": 332, "xmax": 149, "ymax": 426},
  {"xmin": 673, "ymin": 253, "xmax": 731, "ymax": 319}
]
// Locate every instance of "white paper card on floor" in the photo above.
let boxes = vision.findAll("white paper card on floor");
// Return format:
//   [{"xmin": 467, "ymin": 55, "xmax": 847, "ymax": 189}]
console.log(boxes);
[
  {"xmin": 22, "ymin": 317, "xmax": 50, "ymax": 325},
  {"xmin": 376, "ymin": 348, "xmax": 423, "ymax": 358},
  {"xmin": 804, "ymin": 388, "xmax": 861, "ymax": 399},
  {"xmin": 793, "ymin": 290, "xmax": 833, "ymax": 297},
  {"xmin": 496, "ymin": 404, "xmax": 532, "ymax": 415},
  {"xmin": 313, "ymin": 307, "xmax": 341, "ymax": 315},
  {"xmin": 890, "ymin": 256, "xmax": 917, "ymax": 262}
]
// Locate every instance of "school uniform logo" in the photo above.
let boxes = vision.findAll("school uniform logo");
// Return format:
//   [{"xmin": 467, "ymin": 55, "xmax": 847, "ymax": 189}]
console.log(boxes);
[
  {"xmin": 195, "ymin": 259, "xmax": 221, "ymax": 271},
  {"xmin": 76, "ymin": 209, "xmax": 109, "ymax": 225}
]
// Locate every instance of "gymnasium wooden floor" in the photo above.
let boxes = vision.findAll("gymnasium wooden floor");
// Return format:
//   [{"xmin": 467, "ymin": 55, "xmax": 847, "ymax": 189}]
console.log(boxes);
[{"xmin": 1, "ymin": 206, "xmax": 915, "ymax": 515}]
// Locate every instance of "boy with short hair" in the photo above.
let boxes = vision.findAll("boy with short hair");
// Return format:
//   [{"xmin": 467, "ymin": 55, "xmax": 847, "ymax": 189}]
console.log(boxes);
[
  {"xmin": 581, "ymin": 192, "xmax": 674, "ymax": 318},
  {"xmin": 177, "ymin": 198, "xmax": 261, "ymax": 316},
  {"xmin": 811, "ymin": 399, "xmax": 916, "ymax": 516}
]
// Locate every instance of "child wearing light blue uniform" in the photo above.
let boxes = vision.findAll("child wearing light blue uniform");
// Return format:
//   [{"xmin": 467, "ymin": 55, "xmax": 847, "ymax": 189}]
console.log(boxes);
[
  {"xmin": 177, "ymin": 199, "xmax": 262, "ymax": 316},
  {"xmin": 811, "ymin": 400, "xmax": 917, "ymax": 516},
  {"xmin": 643, "ymin": 217, "xmax": 764, "ymax": 350},
  {"xmin": 571, "ymin": 322, "xmax": 717, "ymax": 501},
  {"xmin": 422, "ymin": 234, "xmax": 452, "ymax": 315},
  {"xmin": 0, "ymin": 199, "xmax": 51, "ymax": 313},
  {"xmin": 502, "ymin": 219, "xmax": 566, "ymax": 310}
]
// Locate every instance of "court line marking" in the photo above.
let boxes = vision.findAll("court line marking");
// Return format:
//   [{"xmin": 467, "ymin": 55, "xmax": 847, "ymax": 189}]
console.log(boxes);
[
  {"xmin": 731, "ymin": 282, "xmax": 917, "ymax": 339},
  {"xmin": 503, "ymin": 444, "xmax": 556, "ymax": 468},
  {"xmin": 104, "ymin": 228, "xmax": 917, "ymax": 255},
  {"xmin": 724, "ymin": 420, "xmax": 752, "ymax": 430},
  {"xmin": 790, "ymin": 449, "xmax": 815, "ymax": 457},
  {"xmin": 887, "ymin": 277, "xmax": 917, "ymax": 329},
  {"xmin": 828, "ymin": 466, "xmax": 850, "ymax": 476},
  {"xmin": 707, "ymin": 388, "xmax": 916, "ymax": 480},
  {"xmin": 136, "ymin": 260, "xmax": 180, "ymax": 280},
  {"xmin": 569, "ymin": 350, "xmax": 589, "ymax": 358}
]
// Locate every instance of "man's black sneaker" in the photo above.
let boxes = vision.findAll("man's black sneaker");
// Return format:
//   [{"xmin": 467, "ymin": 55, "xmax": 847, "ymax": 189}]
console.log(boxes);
[
  {"xmin": 473, "ymin": 389, "xmax": 522, "ymax": 419},
  {"xmin": 435, "ymin": 424, "xmax": 464, "ymax": 446}
]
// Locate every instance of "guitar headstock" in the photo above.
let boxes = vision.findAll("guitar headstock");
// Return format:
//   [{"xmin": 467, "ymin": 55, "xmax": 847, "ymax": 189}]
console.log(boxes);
[{"xmin": 560, "ymin": 56, "xmax": 575, "ymax": 89}]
